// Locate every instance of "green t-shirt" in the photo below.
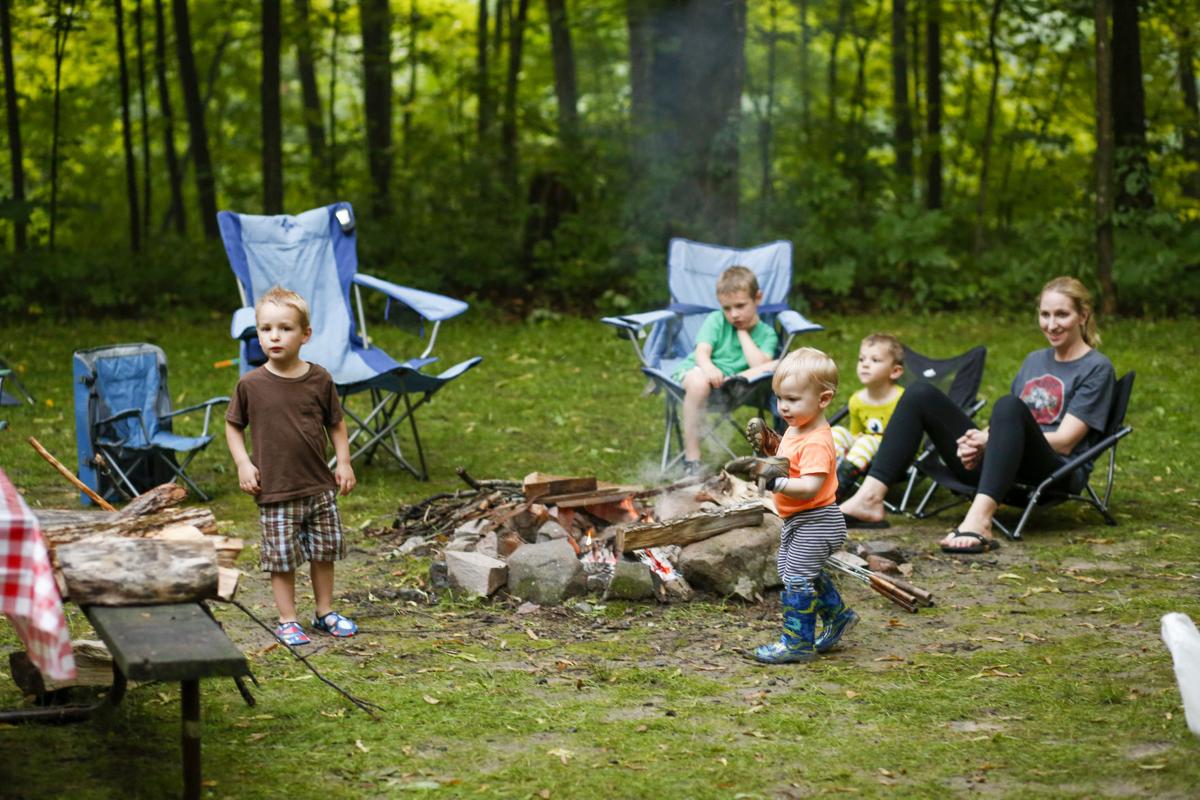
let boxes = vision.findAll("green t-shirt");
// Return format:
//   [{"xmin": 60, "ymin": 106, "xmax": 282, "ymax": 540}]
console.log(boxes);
[{"xmin": 672, "ymin": 311, "xmax": 779, "ymax": 380}]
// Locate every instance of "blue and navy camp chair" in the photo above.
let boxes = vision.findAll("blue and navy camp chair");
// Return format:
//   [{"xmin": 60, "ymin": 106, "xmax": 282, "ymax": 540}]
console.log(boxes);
[
  {"xmin": 217, "ymin": 202, "xmax": 482, "ymax": 480},
  {"xmin": 73, "ymin": 343, "xmax": 229, "ymax": 504},
  {"xmin": 0, "ymin": 356, "xmax": 35, "ymax": 432},
  {"xmin": 601, "ymin": 238, "xmax": 822, "ymax": 473}
]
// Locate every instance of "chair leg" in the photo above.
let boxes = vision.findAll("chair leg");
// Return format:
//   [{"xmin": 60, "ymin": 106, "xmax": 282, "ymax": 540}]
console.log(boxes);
[
  {"xmin": 159, "ymin": 451, "xmax": 210, "ymax": 502},
  {"xmin": 404, "ymin": 392, "xmax": 428, "ymax": 481},
  {"xmin": 98, "ymin": 450, "xmax": 143, "ymax": 502},
  {"xmin": 1008, "ymin": 490, "xmax": 1041, "ymax": 541}
]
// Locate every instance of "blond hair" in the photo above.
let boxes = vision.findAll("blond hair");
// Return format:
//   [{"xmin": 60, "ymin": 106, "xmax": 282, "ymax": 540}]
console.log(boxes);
[
  {"xmin": 861, "ymin": 332, "xmax": 904, "ymax": 366},
  {"xmin": 716, "ymin": 265, "xmax": 759, "ymax": 298},
  {"xmin": 773, "ymin": 347, "xmax": 838, "ymax": 396},
  {"xmin": 1041, "ymin": 276, "xmax": 1100, "ymax": 346},
  {"xmin": 256, "ymin": 286, "xmax": 311, "ymax": 330}
]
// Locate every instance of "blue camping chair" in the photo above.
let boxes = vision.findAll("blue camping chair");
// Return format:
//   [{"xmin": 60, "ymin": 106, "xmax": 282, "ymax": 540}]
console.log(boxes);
[
  {"xmin": 73, "ymin": 343, "xmax": 229, "ymax": 504},
  {"xmin": 217, "ymin": 202, "xmax": 482, "ymax": 480},
  {"xmin": 1, "ymin": 356, "xmax": 35, "ymax": 432},
  {"xmin": 601, "ymin": 238, "xmax": 823, "ymax": 473}
]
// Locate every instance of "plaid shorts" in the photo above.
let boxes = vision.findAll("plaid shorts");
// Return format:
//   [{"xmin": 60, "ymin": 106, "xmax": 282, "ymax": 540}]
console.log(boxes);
[{"xmin": 258, "ymin": 490, "xmax": 346, "ymax": 572}]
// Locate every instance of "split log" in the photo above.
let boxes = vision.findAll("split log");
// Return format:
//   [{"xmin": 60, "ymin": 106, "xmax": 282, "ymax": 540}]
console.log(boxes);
[
  {"xmin": 9, "ymin": 640, "xmax": 119, "ymax": 694},
  {"xmin": 35, "ymin": 505, "xmax": 219, "ymax": 552},
  {"xmin": 218, "ymin": 567, "xmax": 240, "ymax": 601},
  {"xmin": 540, "ymin": 488, "xmax": 640, "ymax": 508},
  {"xmin": 57, "ymin": 537, "xmax": 218, "ymax": 605},
  {"xmin": 522, "ymin": 472, "xmax": 597, "ymax": 501},
  {"xmin": 117, "ymin": 482, "xmax": 189, "ymax": 517},
  {"xmin": 615, "ymin": 502, "xmax": 765, "ymax": 553}
]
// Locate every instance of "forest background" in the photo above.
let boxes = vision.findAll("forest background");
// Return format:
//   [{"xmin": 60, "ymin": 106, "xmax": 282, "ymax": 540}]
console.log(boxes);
[{"xmin": 1, "ymin": 0, "xmax": 1198, "ymax": 318}]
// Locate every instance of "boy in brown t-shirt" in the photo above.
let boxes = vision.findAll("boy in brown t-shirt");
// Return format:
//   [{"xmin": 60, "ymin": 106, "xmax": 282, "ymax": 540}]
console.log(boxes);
[{"xmin": 226, "ymin": 286, "xmax": 357, "ymax": 647}]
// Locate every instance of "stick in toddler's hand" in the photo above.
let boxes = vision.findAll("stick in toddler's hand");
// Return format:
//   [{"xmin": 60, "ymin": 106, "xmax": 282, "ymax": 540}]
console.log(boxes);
[{"xmin": 27, "ymin": 436, "xmax": 117, "ymax": 512}]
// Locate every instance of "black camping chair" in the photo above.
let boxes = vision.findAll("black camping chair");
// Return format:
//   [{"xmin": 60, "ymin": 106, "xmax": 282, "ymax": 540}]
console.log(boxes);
[
  {"xmin": 830, "ymin": 344, "xmax": 988, "ymax": 511},
  {"xmin": 911, "ymin": 371, "xmax": 1135, "ymax": 540}
]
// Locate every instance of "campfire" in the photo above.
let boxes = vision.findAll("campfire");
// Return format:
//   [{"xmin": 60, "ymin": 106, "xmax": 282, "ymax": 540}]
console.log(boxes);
[{"xmin": 375, "ymin": 469, "xmax": 768, "ymax": 603}]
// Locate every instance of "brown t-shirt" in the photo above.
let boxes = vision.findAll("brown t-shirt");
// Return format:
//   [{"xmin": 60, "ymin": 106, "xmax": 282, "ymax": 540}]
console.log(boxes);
[{"xmin": 226, "ymin": 363, "xmax": 343, "ymax": 504}]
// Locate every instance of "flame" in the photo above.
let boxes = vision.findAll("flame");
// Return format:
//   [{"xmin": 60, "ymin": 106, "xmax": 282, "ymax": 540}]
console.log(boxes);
[
  {"xmin": 584, "ymin": 527, "xmax": 595, "ymax": 546},
  {"xmin": 619, "ymin": 496, "xmax": 638, "ymax": 520}
]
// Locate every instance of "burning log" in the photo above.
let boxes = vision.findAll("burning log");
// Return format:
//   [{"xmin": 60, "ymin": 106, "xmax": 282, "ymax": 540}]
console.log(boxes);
[
  {"xmin": 613, "ymin": 502, "xmax": 765, "ymax": 553},
  {"xmin": 522, "ymin": 472, "xmax": 597, "ymax": 501}
]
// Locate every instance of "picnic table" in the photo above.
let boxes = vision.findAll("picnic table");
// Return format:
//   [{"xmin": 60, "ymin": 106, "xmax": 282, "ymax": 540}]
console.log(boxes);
[{"xmin": 0, "ymin": 470, "xmax": 251, "ymax": 799}]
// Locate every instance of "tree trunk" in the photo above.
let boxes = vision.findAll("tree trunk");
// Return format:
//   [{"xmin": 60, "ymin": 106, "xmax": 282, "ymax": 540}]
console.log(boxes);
[
  {"xmin": 1094, "ymin": 0, "xmax": 1117, "ymax": 315},
  {"xmin": 827, "ymin": 0, "xmax": 850, "ymax": 126},
  {"xmin": 261, "ymin": 0, "xmax": 283, "ymax": 213},
  {"xmin": 758, "ymin": 0, "xmax": 778, "ymax": 225},
  {"xmin": 476, "ymin": 0, "xmax": 491, "ymax": 144},
  {"xmin": 797, "ymin": 0, "xmax": 811, "ymax": 137},
  {"xmin": 501, "ymin": 0, "xmax": 529, "ymax": 194},
  {"xmin": 402, "ymin": 0, "xmax": 418, "ymax": 212},
  {"xmin": 1110, "ymin": 0, "xmax": 1152, "ymax": 211},
  {"xmin": 891, "ymin": 0, "xmax": 913, "ymax": 184},
  {"xmin": 134, "ymin": 0, "xmax": 151, "ymax": 236},
  {"xmin": 924, "ymin": 0, "xmax": 942, "ymax": 209},
  {"xmin": 360, "ymin": 0, "xmax": 393, "ymax": 218},
  {"xmin": 172, "ymin": 0, "xmax": 218, "ymax": 239},
  {"xmin": 0, "ymin": 0, "xmax": 25, "ymax": 251},
  {"xmin": 972, "ymin": 0, "xmax": 1002, "ymax": 258},
  {"xmin": 153, "ymin": 0, "xmax": 185, "ymax": 235},
  {"xmin": 626, "ymin": 0, "xmax": 653, "ymax": 148},
  {"xmin": 294, "ymin": 0, "xmax": 326, "ymax": 192},
  {"xmin": 114, "ymin": 0, "xmax": 142, "ymax": 252},
  {"xmin": 328, "ymin": 0, "xmax": 341, "ymax": 194},
  {"xmin": 545, "ymin": 0, "xmax": 578, "ymax": 148},
  {"xmin": 49, "ymin": 1, "xmax": 77, "ymax": 251},
  {"xmin": 1174, "ymin": 22, "xmax": 1200, "ymax": 199},
  {"xmin": 646, "ymin": 0, "xmax": 745, "ymax": 240}
]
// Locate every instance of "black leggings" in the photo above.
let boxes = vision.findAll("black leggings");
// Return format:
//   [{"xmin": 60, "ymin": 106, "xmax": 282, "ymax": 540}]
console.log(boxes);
[{"xmin": 866, "ymin": 382, "xmax": 1066, "ymax": 501}]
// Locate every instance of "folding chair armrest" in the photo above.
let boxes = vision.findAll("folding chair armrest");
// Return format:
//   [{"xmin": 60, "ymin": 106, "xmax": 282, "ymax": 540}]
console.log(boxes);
[
  {"xmin": 352, "ymin": 273, "xmax": 468, "ymax": 322},
  {"xmin": 164, "ymin": 396, "xmax": 231, "ymax": 438},
  {"xmin": 600, "ymin": 309, "xmax": 677, "ymax": 334},
  {"xmin": 230, "ymin": 307, "xmax": 257, "ymax": 340},
  {"xmin": 776, "ymin": 309, "xmax": 823, "ymax": 337},
  {"xmin": 96, "ymin": 407, "xmax": 143, "ymax": 428},
  {"xmin": 1040, "ymin": 426, "xmax": 1132, "ymax": 486},
  {"xmin": 96, "ymin": 407, "xmax": 152, "ymax": 445}
]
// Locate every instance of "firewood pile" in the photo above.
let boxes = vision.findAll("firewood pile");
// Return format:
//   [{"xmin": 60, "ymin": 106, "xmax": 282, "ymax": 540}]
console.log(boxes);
[{"xmin": 34, "ymin": 483, "xmax": 243, "ymax": 606}]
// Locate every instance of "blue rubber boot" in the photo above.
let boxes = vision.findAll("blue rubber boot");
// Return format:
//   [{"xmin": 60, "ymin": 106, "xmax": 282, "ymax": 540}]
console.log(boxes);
[
  {"xmin": 813, "ymin": 570, "xmax": 858, "ymax": 653},
  {"xmin": 754, "ymin": 579, "xmax": 818, "ymax": 664}
]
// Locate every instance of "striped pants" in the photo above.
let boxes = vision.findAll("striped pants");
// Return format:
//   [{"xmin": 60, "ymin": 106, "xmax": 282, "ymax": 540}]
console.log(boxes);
[
  {"xmin": 777, "ymin": 504, "xmax": 847, "ymax": 586},
  {"xmin": 831, "ymin": 426, "xmax": 881, "ymax": 471}
]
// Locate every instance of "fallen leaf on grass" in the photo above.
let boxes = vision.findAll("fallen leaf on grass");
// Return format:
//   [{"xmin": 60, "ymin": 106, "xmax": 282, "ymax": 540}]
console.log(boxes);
[
  {"xmin": 997, "ymin": 573, "xmax": 1024, "ymax": 582},
  {"xmin": 873, "ymin": 655, "xmax": 904, "ymax": 662},
  {"xmin": 886, "ymin": 619, "xmax": 908, "ymax": 628},
  {"xmin": 355, "ymin": 739, "xmax": 370, "ymax": 753},
  {"xmin": 1069, "ymin": 574, "xmax": 1108, "ymax": 585},
  {"xmin": 547, "ymin": 748, "xmax": 573, "ymax": 765},
  {"xmin": 1138, "ymin": 763, "xmax": 1167, "ymax": 771},
  {"xmin": 525, "ymin": 628, "xmax": 540, "ymax": 641},
  {"xmin": 423, "ymin": 695, "xmax": 440, "ymax": 704},
  {"xmin": 1081, "ymin": 537, "xmax": 1114, "ymax": 544},
  {"xmin": 968, "ymin": 665, "xmax": 1022, "ymax": 679},
  {"xmin": 845, "ymin": 690, "xmax": 860, "ymax": 699}
]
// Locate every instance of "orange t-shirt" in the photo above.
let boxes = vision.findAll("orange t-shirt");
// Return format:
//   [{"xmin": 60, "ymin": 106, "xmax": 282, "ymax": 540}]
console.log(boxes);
[{"xmin": 773, "ymin": 423, "xmax": 839, "ymax": 517}]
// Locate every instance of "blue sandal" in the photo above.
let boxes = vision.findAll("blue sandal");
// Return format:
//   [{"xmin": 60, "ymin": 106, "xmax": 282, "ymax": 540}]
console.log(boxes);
[
  {"xmin": 312, "ymin": 611, "xmax": 358, "ymax": 638},
  {"xmin": 274, "ymin": 621, "xmax": 311, "ymax": 647}
]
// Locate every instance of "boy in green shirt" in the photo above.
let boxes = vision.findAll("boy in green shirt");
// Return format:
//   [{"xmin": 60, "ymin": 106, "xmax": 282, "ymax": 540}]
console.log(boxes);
[{"xmin": 672, "ymin": 266, "xmax": 779, "ymax": 475}]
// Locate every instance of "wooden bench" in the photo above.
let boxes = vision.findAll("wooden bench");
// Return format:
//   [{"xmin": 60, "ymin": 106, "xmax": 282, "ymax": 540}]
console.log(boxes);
[{"xmin": 85, "ymin": 603, "xmax": 249, "ymax": 800}]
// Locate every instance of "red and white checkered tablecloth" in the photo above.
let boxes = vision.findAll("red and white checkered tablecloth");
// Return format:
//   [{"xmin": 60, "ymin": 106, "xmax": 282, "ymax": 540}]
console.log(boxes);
[{"xmin": 0, "ymin": 469, "xmax": 75, "ymax": 681}]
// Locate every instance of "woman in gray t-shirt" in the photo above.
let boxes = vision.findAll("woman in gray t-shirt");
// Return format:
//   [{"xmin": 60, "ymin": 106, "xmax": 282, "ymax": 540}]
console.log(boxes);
[{"xmin": 841, "ymin": 276, "xmax": 1115, "ymax": 553}]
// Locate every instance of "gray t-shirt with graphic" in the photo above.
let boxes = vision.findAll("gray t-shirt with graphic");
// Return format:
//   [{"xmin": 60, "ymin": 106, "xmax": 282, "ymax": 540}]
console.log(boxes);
[{"xmin": 1010, "ymin": 347, "xmax": 1115, "ymax": 457}]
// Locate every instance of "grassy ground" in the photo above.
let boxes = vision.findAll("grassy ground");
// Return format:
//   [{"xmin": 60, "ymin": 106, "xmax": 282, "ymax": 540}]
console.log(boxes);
[{"xmin": 1, "ymin": 310, "xmax": 1198, "ymax": 799}]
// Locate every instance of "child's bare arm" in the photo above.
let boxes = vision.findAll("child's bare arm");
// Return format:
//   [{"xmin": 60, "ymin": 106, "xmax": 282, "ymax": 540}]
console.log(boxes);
[
  {"xmin": 328, "ymin": 420, "xmax": 356, "ymax": 496},
  {"xmin": 735, "ymin": 328, "xmax": 773, "ymax": 369},
  {"xmin": 772, "ymin": 472, "xmax": 827, "ymax": 499},
  {"xmin": 225, "ymin": 421, "xmax": 260, "ymax": 496}
]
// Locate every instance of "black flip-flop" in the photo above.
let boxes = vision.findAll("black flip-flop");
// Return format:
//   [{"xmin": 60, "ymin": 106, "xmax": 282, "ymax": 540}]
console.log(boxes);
[
  {"xmin": 939, "ymin": 531, "xmax": 1001, "ymax": 554},
  {"xmin": 842, "ymin": 513, "xmax": 890, "ymax": 530}
]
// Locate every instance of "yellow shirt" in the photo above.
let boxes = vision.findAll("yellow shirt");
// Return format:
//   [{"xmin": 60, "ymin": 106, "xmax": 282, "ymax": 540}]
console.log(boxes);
[{"xmin": 848, "ymin": 386, "xmax": 904, "ymax": 437}]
